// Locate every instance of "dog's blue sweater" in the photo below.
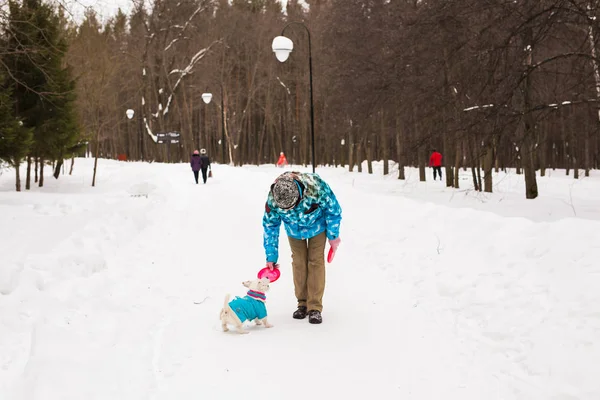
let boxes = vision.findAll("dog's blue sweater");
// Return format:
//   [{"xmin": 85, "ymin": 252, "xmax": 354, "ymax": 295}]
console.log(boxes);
[{"xmin": 229, "ymin": 292, "xmax": 267, "ymax": 322}]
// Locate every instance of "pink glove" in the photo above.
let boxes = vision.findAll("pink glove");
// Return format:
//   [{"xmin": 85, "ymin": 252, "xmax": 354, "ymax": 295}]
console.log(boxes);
[
  {"xmin": 266, "ymin": 262, "xmax": 279, "ymax": 271},
  {"xmin": 329, "ymin": 237, "xmax": 341, "ymax": 250}
]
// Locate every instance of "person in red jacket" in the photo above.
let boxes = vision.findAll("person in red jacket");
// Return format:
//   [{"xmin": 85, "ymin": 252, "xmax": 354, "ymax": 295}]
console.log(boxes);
[
  {"xmin": 429, "ymin": 149, "xmax": 443, "ymax": 181},
  {"xmin": 276, "ymin": 152, "xmax": 288, "ymax": 167}
]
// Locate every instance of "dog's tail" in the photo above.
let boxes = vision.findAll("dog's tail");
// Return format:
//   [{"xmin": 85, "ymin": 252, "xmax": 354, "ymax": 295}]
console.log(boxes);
[
  {"xmin": 220, "ymin": 294, "xmax": 231, "ymax": 318},
  {"xmin": 223, "ymin": 294, "xmax": 230, "ymax": 309}
]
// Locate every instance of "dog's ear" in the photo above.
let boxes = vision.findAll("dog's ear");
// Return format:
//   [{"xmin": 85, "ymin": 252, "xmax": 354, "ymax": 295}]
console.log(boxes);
[{"xmin": 242, "ymin": 281, "xmax": 251, "ymax": 288}]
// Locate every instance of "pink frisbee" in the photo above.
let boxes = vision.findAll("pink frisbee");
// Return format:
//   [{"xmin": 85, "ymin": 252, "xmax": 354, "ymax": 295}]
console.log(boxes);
[
  {"xmin": 257, "ymin": 267, "xmax": 281, "ymax": 282},
  {"xmin": 327, "ymin": 247, "xmax": 336, "ymax": 263}
]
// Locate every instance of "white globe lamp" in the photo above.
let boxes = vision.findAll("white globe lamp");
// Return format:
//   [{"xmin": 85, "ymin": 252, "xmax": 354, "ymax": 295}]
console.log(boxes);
[
  {"xmin": 126, "ymin": 109, "xmax": 134, "ymax": 119},
  {"xmin": 202, "ymin": 93, "xmax": 213, "ymax": 104},
  {"xmin": 272, "ymin": 36, "xmax": 293, "ymax": 62}
]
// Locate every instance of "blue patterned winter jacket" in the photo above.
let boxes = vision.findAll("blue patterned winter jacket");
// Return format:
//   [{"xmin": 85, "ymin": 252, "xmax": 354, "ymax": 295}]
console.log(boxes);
[{"xmin": 262, "ymin": 172, "xmax": 342, "ymax": 263}]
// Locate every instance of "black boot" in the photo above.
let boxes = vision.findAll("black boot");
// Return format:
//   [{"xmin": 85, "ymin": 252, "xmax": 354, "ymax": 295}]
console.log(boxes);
[
  {"xmin": 293, "ymin": 306, "xmax": 307, "ymax": 319},
  {"xmin": 308, "ymin": 310, "xmax": 322, "ymax": 324}
]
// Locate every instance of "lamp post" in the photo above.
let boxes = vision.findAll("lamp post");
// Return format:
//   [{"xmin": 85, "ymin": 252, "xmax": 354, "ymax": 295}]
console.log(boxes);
[
  {"xmin": 292, "ymin": 135, "xmax": 298, "ymax": 166},
  {"xmin": 272, "ymin": 22, "xmax": 316, "ymax": 173},
  {"xmin": 201, "ymin": 83, "xmax": 226, "ymax": 165},
  {"xmin": 340, "ymin": 138, "xmax": 345, "ymax": 168},
  {"xmin": 126, "ymin": 109, "xmax": 135, "ymax": 160}
]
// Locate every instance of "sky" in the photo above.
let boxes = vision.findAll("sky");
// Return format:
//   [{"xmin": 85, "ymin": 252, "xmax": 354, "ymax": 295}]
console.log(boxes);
[{"xmin": 64, "ymin": 0, "xmax": 307, "ymax": 24}]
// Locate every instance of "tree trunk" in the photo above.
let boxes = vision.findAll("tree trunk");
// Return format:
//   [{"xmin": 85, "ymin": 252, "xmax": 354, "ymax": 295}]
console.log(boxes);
[
  {"xmin": 560, "ymin": 109, "xmax": 569, "ymax": 174},
  {"xmin": 483, "ymin": 143, "xmax": 493, "ymax": 193},
  {"xmin": 395, "ymin": 106, "xmax": 406, "ymax": 179},
  {"xmin": 53, "ymin": 159, "xmax": 63, "ymax": 179},
  {"xmin": 224, "ymin": 103, "xmax": 234, "ymax": 166},
  {"xmin": 445, "ymin": 155, "xmax": 454, "ymax": 187},
  {"xmin": 92, "ymin": 152, "xmax": 99, "ymax": 186},
  {"xmin": 69, "ymin": 157, "xmax": 75, "ymax": 175},
  {"xmin": 381, "ymin": 111, "xmax": 388, "ymax": 175},
  {"xmin": 35, "ymin": 157, "xmax": 38, "ymax": 183},
  {"xmin": 396, "ymin": 130, "xmax": 405, "ymax": 180},
  {"xmin": 453, "ymin": 140, "xmax": 460, "ymax": 188},
  {"xmin": 573, "ymin": 129, "xmax": 579, "ymax": 179},
  {"xmin": 415, "ymin": 107, "xmax": 425, "ymax": 182},
  {"xmin": 15, "ymin": 161, "xmax": 21, "ymax": 192},
  {"xmin": 92, "ymin": 131, "xmax": 100, "ymax": 187},
  {"xmin": 522, "ymin": 38, "xmax": 539, "ymax": 199},
  {"xmin": 494, "ymin": 140, "xmax": 500, "ymax": 173},
  {"xmin": 442, "ymin": 53, "xmax": 455, "ymax": 187},
  {"xmin": 516, "ymin": 144, "xmax": 522, "ymax": 175},
  {"xmin": 522, "ymin": 126, "xmax": 539, "ymax": 198},
  {"xmin": 38, "ymin": 158, "xmax": 44, "ymax": 187},
  {"xmin": 468, "ymin": 135, "xmax": 479, "ymax": 190},
  {"xmin": 419, "ymin": 146, "xmax": 426, "ymax": 182},
  {"xmin": 357, "ymin": 139, "xmax": 363, "ymax": 173},
  {"xmin": 476, "ymin": 136, "xmax": 483, "ymax": 191},
  {"xmin": 496, "ymin": 139, "xmax": 507, "ymax": 173},
  {"xmin": 367, "ymin": 136, "xmax": 373, "ymax": 174},
  {"xmin": 587, "ymin": 1, "xmax": 600, "ymax": 128},
  {"xmin": 583, "ymin": 113, "xmax": 590, "ymax": 177},
  {"xmin": 539, "ymin": 122, "xmax": 547, "ymax": 177},
  {"xmin": 348, "ymin": 127, "xmax": 354, "ymax": 172},
  {"xmin": 471, "ymin": 166, "xmax": 479, "ymax": 191},
  {"xmin": 585, "ymin": 137, "xmax": 590, "ymax": 177},
  {"xmin": 25, "ymin": 156, "xmax": 31, "ymax": 190}
]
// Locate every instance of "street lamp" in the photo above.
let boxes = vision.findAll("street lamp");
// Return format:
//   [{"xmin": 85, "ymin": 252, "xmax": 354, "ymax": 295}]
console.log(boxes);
[
  {"xmin": 272, "ymin": 22, "xmax": 316, "ymax": 173},
  {"xmin": 292, "ymin": 135, "xmax": 298, "ymax": 165},
  {"xmin": 126, "ymin": 109, "xmax": 135, "ymax": 160},
  {"xmin": 201, "ymin": 84, "xmax": 226, "ymax": 164},
  {"xmin": 201, "ymin": 93, "xmax": 212, "ymax": 104}
]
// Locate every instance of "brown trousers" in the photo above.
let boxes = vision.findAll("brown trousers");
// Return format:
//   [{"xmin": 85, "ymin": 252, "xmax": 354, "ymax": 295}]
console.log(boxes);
[{"xmin": 288, "ymin": 231, "xmax": 327, "ymax": 312}]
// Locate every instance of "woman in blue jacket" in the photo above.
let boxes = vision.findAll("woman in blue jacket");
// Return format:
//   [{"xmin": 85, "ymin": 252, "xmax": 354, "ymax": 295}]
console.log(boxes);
[{"xmin": 262, "ymin": 171, "xmax": 342, "ymax": 324}]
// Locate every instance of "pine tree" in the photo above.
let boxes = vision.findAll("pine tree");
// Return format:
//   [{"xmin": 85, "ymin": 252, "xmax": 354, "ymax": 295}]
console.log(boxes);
[
  {"xmin": 5, "ymin": 0, "xmax": 81, "ymax": 185},
  {"xmin": 6, "ymin": 0, "xmax": 47, "ymax": 187},
  {"xmin": 0, "ymin": 73, "xmax": 34, "ymax": 191},
  {"xmin": 44, "ymin": 63, "xmax": 82, "ymax": 179}
]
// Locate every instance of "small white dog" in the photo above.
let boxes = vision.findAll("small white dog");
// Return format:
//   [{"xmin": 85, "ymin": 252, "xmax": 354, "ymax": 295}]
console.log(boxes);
[{"xmin": 220, "ymin": 277, "xmax": 274, "ymax": 334}]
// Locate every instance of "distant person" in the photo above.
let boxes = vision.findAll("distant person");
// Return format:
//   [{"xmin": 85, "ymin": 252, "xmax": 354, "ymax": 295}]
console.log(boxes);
[
  {"xmin": 429, "ymin": 149, "xmax": 443, "ymax": 181},
  {"xmin": 276, "ymin": 152, "xmax": 288, "ymax": 167},
  {"xmin": 199, "ymin": 148, "xmax": 211, "ymax": 184},
  {"xmin": 190, "ymin": 150, "xmax": 202, "ymax": 184}
]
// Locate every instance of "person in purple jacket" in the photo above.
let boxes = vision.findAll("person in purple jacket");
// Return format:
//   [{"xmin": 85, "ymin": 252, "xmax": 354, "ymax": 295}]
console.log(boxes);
[{"xmin": 190, "ymin": 150, "xmax": 202, "ymax": 184}]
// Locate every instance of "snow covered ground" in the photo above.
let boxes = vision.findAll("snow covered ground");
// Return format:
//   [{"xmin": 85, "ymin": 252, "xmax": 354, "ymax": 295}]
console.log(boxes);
[{"xmin": 1, "ymin": 158, "xmax": 599, "ymax": 400}]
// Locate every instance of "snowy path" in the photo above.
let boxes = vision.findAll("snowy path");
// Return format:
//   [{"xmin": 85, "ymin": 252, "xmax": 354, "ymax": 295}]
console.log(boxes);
[{"xmin": 1, "ymin": 159, "xmax": 599, "ymax": 400}]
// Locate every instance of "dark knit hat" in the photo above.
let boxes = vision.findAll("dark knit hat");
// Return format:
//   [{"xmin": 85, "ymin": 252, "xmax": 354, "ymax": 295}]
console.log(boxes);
[{"xmin": 271, "ymin": 173, "xmax": 301, "ymax": 209}]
